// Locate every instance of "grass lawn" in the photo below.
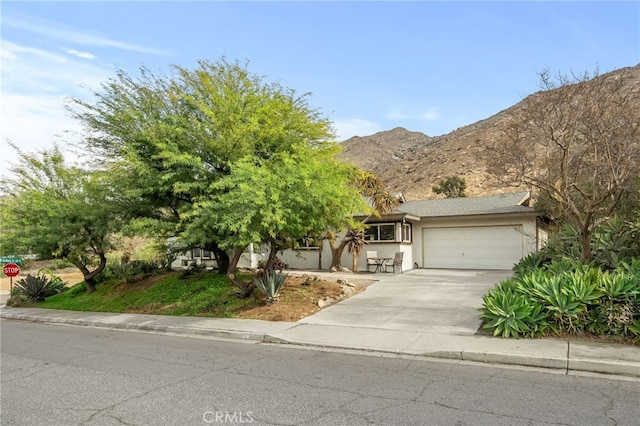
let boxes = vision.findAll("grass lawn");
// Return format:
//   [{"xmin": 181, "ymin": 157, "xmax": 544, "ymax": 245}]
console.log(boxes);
[{"xmin": 38, "ymin": 271, "xmax": 259, "ymax": 318}]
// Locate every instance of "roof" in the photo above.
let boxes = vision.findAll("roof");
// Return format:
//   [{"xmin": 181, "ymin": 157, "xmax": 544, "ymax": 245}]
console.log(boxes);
[{"xmin": 396, "ymin": 191, "xmax": 535, "ymax": 218}]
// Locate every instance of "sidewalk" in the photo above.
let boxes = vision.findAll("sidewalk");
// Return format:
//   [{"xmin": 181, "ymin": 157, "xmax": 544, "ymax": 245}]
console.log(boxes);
[{"xmin": 1, "ymin": 269, "xmax": 639, "ymax": 379}]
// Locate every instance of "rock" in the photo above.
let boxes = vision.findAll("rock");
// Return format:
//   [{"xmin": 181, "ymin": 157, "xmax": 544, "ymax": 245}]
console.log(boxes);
[
  {"xmin": 339, "ymin": 267, "xmax": 350, "ymax": 273},
  {"xmin": 341, "ymin": 286, "xmax": 354, "ymax": 297},
  {"xmin": 329, "ymin": 266, "xmax": 337, "ymax": 273},
  {"xmin": 317, "ymin": 299, "xmax": 326, "ymax": 308}
]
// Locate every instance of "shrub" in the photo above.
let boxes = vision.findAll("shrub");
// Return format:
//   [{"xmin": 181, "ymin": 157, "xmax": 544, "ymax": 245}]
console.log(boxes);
[
  {"xmin": 512, "ymin": 251, "xmax": 548, "ymax": 277},
  {"xmin": 483, "ymin": 262, "xmax": 640, "ymax": 342},
  {"xmin": 47, "ymin": 258, "xmax": 75, "ymax": 270},
  {"xmin": 253, "ymin": 270, "xmax": 287, "ymax": 305},
  {"xmin": 591, "ymin": 215, "xmax": 640, "ymax": 269},
  {"xmin": 480, "ymin": 280, "xmax": 541, "ymax": 338},
  {"xmin": 14, "ymin": 273, "xmax": 67, "ymax": 301},
  {"xmin": 180, "ymin": 262, "xmax": 206, "ymax": 279},
  {"xmin": 257, "ymin": 257, "xmax": 288, "ymax": 271},
  {"xmin": 108, "ymin": 259, "xmax": 162, "ymax": 283}
]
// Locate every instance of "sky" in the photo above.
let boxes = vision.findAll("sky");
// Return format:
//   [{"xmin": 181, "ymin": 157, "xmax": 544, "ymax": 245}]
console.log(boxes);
[{"xmin": 1, "ymin": 1, "xmax": 639, "ymax": 175}]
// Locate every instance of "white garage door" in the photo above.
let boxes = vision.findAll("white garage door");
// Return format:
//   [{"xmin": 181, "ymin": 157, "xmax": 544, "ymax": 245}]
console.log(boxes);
[{"xmin": 422, "ymin": 225, "xmax": 524, "ymax": 270}]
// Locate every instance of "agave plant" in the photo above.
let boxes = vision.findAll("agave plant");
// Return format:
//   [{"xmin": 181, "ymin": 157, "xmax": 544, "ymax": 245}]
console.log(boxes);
[
  {"xmin": 480, "ymin": 283, "xmax": 533, "ymax": 338},
  {"xmin": 253, "ymin": 270, "xmax": 288, "ymax": 305},
  {"xmin": 512, "ymin": 252, "xmax": 547, "ymax": 277},
  {"xmin": 14, "ymin": 273, "xmax": 67, "ymax": 302}
]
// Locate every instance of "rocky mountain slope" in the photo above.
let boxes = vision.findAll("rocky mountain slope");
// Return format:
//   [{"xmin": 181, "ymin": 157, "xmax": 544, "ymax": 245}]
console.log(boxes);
[{"xmin": 339, "ymin": 64, "xmax": 639, "ymax": 201}]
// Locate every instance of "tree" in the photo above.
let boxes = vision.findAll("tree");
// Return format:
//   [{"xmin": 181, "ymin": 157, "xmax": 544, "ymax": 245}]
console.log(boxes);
[
  {"xmin": 483, "ymin": 66, "xmax": 640, "ymax": 262},
  {"xmin": 326, "ymin": 170, "xmax": 398, "ymax": 270},
  {"xmin": 0, "ymin": 146, "xmax": 124, "ymax": 293},
  {"xmin": 432, "ymin": 175, "xmax": 467, "ymax": 198},
  {"xmin": 344, "ymin": 229, "xmax": 367, "ymax": 273},
  {"xmin": 70, "ymin": 58, "xmax": 336, "ymax": 275},
  {"xmin": 184, "ymin": 144, "xmax": 366, "ymax": 297}
]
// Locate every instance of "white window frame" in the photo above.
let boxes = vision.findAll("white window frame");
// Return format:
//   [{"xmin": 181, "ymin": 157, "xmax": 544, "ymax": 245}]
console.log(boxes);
[
  {"xmin": 402, "ymin": 223, "xmax": 412, "ymax": 242},
  {"xmin": 364, "ymin": 223, "xmax": 396, "ymax": 242}
]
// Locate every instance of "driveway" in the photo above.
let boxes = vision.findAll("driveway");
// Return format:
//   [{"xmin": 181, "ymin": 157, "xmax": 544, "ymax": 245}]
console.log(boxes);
[{"xmin": 299, "ymin": 269, "xmax": 513, "ymax": 336}]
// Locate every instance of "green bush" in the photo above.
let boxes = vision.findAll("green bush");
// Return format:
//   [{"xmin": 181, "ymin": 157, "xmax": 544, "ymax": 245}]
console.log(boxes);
[
  {"xmin": 480, "ymin": 281, "xmax": 534, "ymax": 338},
  {"xmin": 512, "ymin": 252, "xmax": 548, "ymax": 276},
  {"xmin": 538, "ymin": 216, "xmax": 640, "ymax": 270},
  {"xmin": 14, "ymin": 273, "xmax": 67, "ymax": 301},
  {"xmin": 482, "ymin": 263, "xmax": 640, "ymax": 342},
  {"xmin": 107, "ymin": 259, "xmax": 161, "ymax": 283},
  {"xmin": 47, "ymin": 259, "xmax": 75, "ymax": 270},
  {"xmin": 253, "ymin": 270, "xmax": 287, "ymax": 305}
]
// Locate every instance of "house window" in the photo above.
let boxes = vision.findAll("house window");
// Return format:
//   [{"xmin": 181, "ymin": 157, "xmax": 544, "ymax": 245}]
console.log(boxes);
[
  {"xmin": 192, "ymin": 248, "xmax": 201, "ymax": 258},
  {"xmin": 402, "ymin": 223, "xmax": 412, "ymax": 242},
  {"xmin": 202, "ymin": 250, "xmax": 212, "ymax": 260},
  {"xmin": 364, "ymin": 223, "xmax": 396, "ymax": 242},
  {"xmin": 295, "ymin": 237, "xmax": 321, "ymax": 250}
]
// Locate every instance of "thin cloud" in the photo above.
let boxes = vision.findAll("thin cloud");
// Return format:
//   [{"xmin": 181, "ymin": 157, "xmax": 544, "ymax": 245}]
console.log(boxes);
[
  {"xmin": 3, "ymin": 13, "xmax": 166, "ymax": 56},
  {"xmin": 64, "ymin": 49, "xmax": 97, "ymax": 60},
  {"xmin": 1, "ymin": 40, "xmax": 114, "ymax": 176},
  {"xmin": 1, "ymin": 41, "xmax": 66, "ymax": 63}
]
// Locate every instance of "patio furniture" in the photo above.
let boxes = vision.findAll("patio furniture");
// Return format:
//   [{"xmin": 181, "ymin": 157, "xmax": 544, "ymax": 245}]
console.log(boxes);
[
  {"xmin": 366, "ymin": 251, "xmax": 378, "ymax": 272},
  {"xmin": 385, "ymin": 252, "xmax": 404, "ymax": 274}
]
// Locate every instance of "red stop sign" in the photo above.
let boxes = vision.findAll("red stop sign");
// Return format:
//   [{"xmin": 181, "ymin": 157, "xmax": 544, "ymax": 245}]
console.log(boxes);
[{"xmin": 3, "ymin": 263, "xmax": 20, "ymax": 277}]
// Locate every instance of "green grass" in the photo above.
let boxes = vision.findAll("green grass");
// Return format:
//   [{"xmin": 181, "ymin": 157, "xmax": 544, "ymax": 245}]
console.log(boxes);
[{"xmin": 37, "ymin": 271, "xmax": 260, "ymax": 317}]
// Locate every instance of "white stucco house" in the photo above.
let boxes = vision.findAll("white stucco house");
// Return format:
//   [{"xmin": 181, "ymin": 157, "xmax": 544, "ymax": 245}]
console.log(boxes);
[{"xmin": 172, "ymin": 191, "xmax": 546, "ymax": 272}]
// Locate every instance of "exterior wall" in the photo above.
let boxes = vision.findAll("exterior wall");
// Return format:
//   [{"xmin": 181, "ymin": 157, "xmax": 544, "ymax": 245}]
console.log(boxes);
[
  {"xmin": 170, "ymin": 213, "xmax": 537, "ymax": 272},
  {"xmin": 279, "ymin": 221, "xmax": 414, "ymax": 272},
  {"xmin": 171, "ymin": 244, "xmax": 263, "ymax": 270},
  {"xmin": 412, "ymin": 213, "xmax": 538, "ymax": 269}
]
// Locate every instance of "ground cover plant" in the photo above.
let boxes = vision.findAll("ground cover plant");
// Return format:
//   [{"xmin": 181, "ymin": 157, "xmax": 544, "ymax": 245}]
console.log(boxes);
[
  {"xmin": 481, "ymin": 212, "xmax": 640, "ymax": 344},
  {"xmin": 481, "ymin": 258, "xmax": 640, "ymax": 344}
]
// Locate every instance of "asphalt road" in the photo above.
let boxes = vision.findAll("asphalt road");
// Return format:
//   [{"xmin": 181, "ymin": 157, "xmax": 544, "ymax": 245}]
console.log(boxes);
[{"xmin": 2, "ymin": 320, "xmax": 639, "ymax": 426}]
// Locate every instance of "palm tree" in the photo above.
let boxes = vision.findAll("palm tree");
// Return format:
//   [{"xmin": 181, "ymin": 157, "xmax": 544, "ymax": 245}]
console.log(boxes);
[
  {"xmin": 344, "ymin": 229, "xmax": 367, "ymax": 272},
  {"xmin": 328, "ymin": 170, "xmax": 399, "ymax": 270}
]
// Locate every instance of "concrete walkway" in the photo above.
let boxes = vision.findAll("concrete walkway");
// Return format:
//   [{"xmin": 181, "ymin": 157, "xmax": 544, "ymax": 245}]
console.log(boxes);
[{"xmin": 1, "ymin": 269, "xmax": 639, "ymax": 379}]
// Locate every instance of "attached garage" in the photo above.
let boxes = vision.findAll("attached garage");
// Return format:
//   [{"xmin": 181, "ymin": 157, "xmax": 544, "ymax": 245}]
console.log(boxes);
[
  {"xmin": 422, "ymin": 225, "xmax": 525, "ymax": 270},
  {"xmin": 393, "ymin": 191, "xmax": 542, "ymax": 272}
]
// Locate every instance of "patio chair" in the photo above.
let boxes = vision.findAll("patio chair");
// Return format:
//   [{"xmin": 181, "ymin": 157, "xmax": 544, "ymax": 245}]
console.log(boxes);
[
  {"xmin": 366, "ymin": 251, "xmax": 378, "ymax": 272},
  {"xmin": 385, "ymin": 252, "xmax": 404, "ymax": 274}
]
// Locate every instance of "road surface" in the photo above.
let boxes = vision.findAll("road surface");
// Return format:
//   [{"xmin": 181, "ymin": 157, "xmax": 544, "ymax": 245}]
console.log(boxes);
[{"xmin": 2, "ymin": 320, "xmax": 639, "ymax": 425}]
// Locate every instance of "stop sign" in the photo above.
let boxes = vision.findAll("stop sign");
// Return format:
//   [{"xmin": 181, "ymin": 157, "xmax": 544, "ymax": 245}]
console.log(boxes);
[{"xmin": 3, "ymin": 263, "xmax": 20, "ymax": 277}]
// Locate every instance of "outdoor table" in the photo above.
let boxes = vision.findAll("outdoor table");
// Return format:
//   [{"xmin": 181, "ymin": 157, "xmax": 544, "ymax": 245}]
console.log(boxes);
[{"xmin": 370, "ymin": 257, "xmax": 392, "ymax": 273}]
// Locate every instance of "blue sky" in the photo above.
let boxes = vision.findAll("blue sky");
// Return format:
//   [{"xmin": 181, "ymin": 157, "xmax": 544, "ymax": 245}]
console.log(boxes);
[{"xmin": 1, "ymin": 1, "xmax": 639, "ymax": 173}]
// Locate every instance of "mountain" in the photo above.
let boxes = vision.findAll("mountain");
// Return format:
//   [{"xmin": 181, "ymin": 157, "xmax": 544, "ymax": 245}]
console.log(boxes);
[{"xmin": 339, "ymin": 64, "xmax": 640, "ymax": 201}]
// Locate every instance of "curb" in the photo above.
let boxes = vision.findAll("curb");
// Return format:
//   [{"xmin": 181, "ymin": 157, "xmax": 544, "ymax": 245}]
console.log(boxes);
[
  {"xmin": 0, "ymin": 311, "xmax": 267, "ymax": 342},
  {"xmin": 2, "ymin": 310, "xmax": 639, "ymax": 379}
]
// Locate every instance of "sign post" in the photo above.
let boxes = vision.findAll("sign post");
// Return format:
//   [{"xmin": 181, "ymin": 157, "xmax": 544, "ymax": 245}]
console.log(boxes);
[
  {"xmin": 0, "ymin": 256, "xmax": 23, "ymax": 265},
  {"xmin": 3, "ymin": 263, "xmax": 21, "ymax": 295}
]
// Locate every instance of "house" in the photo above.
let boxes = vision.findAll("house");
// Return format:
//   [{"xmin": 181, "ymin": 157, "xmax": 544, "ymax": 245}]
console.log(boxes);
[{"xmin": 172, "ymin": 191, "xmax": 546, "ymax": 272}]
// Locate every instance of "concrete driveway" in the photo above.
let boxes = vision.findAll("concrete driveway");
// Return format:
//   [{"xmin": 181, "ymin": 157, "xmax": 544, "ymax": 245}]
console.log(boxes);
[{"xmin": 299, "ymin": 269, "xmax": 513, "ymax": 336}]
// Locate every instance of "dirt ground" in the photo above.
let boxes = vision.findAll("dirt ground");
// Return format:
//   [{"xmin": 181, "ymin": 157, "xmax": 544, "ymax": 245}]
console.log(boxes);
[{"xmin": 235, "ymin": 274, "xmax": 371, "ymax": 322}]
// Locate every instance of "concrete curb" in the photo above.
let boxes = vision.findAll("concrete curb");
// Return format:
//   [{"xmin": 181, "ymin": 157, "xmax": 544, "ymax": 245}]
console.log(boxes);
[{"xmin": 2, "ymin": 308, "xmax": 639, "ymax": 379}]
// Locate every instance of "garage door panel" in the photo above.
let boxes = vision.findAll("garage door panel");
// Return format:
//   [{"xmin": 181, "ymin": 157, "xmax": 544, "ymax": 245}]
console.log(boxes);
[{"xmin": 423, "ymin": 225, "xmax": 523, "ymax": 270}]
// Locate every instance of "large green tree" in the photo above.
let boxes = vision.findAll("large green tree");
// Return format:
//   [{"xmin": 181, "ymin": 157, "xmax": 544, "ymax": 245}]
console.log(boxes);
[
  {"xmin": 183, "ymin": 143, "xmax": 366, "ymax": 297},
  {"xmin": 0, "ymin": 146, "xmax": 124, "ymax": 293},
  {"xmin": 70, "ymin": 58, "xmax": 335, "ymax": 274}
]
